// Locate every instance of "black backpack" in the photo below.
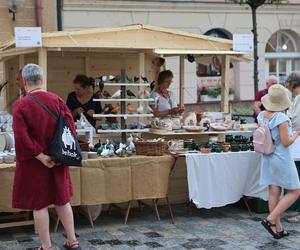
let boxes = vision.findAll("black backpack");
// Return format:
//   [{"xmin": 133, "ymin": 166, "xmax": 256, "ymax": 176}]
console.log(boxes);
[{"xmin": 28, "ymin": 95, "xmax": 82, "ymax": 166}]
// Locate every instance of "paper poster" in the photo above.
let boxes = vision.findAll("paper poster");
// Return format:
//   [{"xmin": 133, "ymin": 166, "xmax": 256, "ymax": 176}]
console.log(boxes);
[
  {"xmin": 233, "ymin": 34, "xmax": 253, "ymax": 52},
  {"xmin": 15, "ymin": 27, "xmax": 42, "ymax": 48}
]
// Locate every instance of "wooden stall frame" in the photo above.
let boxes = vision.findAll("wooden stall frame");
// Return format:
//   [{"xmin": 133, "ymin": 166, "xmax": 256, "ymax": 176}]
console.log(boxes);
[{"xmin": 0, "ymin": 24, "xmax": 250, "ymax": 110}]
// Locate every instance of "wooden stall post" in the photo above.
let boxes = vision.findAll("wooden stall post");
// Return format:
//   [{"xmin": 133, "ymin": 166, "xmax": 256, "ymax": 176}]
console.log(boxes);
[
  {"xmin": 179, "ymin": 55, "xmax": 185, "ymax": 106},
  {"xmin": 120, "ymin": 69, "xmax": 126, "ymax": 143},
  {"xmin": 138, "ymin": 52, "xmax": 145, "ymax": 128},
  {"xmin": 85, "ymin": 56, "xmax": 90, "ymax": 76},
  {"xmin": 221, "ymin": 55, "xmax": 230, "ymax": 113},
  {"xmin": 18, "ymin": 55, "xmax": 25, "ymax": 99},
  {"xmin": 38, "ymin": 47, "xmax": 47, "ymax": 90},
  {"xmin": 19, "ymin": 55, "xmax": 24, "ymax": 69}
]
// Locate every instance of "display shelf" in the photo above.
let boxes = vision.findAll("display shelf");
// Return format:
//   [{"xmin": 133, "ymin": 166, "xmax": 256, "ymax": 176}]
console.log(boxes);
[
  {"xmin": 93, "ymin": 98, "xmax": 154, "ymax": 102},
  {"xmin": 93, "ymin": 114, "xmax": 153, "ymax": 118},
  {"xmin": 144, "ymin": 129, "xmax": 252, "ymax": 136},
  {"xmin": 101, "ymin": 83, "xmax": 150, "ymax": 87},
  {"xmin": 97, "ymin": 128, "xmax": 150, "ymax": 133}
]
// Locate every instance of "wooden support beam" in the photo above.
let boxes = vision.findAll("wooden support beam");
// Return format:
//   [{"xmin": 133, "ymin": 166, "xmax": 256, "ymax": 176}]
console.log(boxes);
[
  {"xmin": 179, "ymin": 56, "xmax": 185, "ymax": 106},
  {"xmin": 139, "ymin": 52, "xmax": 145, "ymax": 78},
  {"xmin": 138, "ymin": 52, "xmax": 145, "ymax": 128},
  {"xmin": 19, "ymin": 55, "xmax": 25, "ymax": 69},
  {"xmin": 18, "ymin": 55, "xmax": 25, "ymax": 99},
  {"xmin": 85, "ymin": 56, "xmax": 90, "ymax": 76},
  {"xmin": 221, "ymin": 55, "xmax": 230, "ymax": 113},
  {"xmin": 38, "ymin": 47, "xmax": 47, "ymax": 90}
]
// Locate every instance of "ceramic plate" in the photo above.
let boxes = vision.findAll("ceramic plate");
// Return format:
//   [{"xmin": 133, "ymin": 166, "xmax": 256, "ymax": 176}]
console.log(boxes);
[
  {"xmin": 4, "ymin": 133, "xmax": 10, "ymax": 150},
  {"xmin": 8, "ymin": 133, "xmax": 14, "ymax": 149},
  {"xmin": 182, "ymin": 126, "xmax": 204, "ymax": 132},
  {"xmin": 210, "ymin": 123, "xmax": 230, "ymax": 131},
  {"xmin": 0, "ymin": 134, "xmax": 6, "ymax": 152}
]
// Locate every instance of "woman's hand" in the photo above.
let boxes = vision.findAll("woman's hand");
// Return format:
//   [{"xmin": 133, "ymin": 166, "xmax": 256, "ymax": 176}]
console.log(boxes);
[
  {"xmin": 36, "ymin": 153, "xmax": 55, "ymax": 168},
  {"xmin": 86, "ymin": 109, "xmax": 95, "ymax": 117},
  {"xmin": 178, "ymin": 106, "xmax": 185, "ymax": 113},
  {"xmin": 73, "ymin": 107, "xmax": 84, "ymax": 117},
  {"xmin": 170, "ymin": 107, "xmax": 184, "ymax": 115}
]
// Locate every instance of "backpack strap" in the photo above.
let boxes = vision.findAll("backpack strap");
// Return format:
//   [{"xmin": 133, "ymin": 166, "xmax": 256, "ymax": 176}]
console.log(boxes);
[{"xmin": 27, "ymin": 95, "xmax": 58, "ymax": 121}]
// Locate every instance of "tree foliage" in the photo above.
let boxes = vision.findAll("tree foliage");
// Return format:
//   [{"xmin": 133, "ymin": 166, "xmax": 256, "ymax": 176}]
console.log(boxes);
[{"xmin": 226, "ymin": 0, "xmax": 285, "ymax": 7}]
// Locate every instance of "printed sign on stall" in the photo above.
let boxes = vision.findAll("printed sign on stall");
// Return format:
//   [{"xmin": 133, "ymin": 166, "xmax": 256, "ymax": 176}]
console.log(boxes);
[
  {"xmin": 233, "ymin": 34, "xmax": 253, "ymax": 52},
  {"xmin": 15, "ymin": 27, "xmax": 42, "ymax": 48}
]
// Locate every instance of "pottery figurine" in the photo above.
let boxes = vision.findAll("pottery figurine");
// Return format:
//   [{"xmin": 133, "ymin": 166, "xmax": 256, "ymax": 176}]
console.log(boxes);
[
  {"xmin": 183, "ymin": 112, "xmax": 197, "ymax": 127},
  {"xmin": 101, "ymin": 146, "xmax": 110, "ymax": 157},
  {"xmin": 171, "ymin": 116, "xmax": 182, "ymax": 130}
]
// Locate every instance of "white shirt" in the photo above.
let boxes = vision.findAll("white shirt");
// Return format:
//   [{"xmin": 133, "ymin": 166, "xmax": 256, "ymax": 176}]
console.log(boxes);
[
  {"xmin": 150, "ymin": 91, "xmax": 178, "ymax": 112},
  {"xmin": 289, "ymin": 94, "xmax": 300, "ymax": 131}
]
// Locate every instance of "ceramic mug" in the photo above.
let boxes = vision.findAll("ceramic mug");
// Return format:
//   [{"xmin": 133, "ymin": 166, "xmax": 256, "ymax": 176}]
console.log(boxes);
[
  {"xmin": 168, "ymin": 140, "xmax": 184, "ymax": 152},
  {"xmin": 171, "ymin": 116, "xmax": 182, "ymax": 130}
]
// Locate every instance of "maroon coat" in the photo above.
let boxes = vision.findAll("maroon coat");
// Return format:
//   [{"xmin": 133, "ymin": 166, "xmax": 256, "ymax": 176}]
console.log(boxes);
[{"xmin": 12, "ymin": 91, "xmax": 75, "ymax": 210}]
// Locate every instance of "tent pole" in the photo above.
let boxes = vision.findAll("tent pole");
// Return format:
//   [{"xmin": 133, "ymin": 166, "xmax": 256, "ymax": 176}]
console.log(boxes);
[{"xmin": 221, "ymin": 55, "xmax": 230, "ymax": 113}]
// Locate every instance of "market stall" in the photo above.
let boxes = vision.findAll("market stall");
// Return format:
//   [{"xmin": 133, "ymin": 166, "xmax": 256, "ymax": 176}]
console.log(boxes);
[{"xmin": 0, "ymin": 24, "xmax": 253, "ymax": 225}]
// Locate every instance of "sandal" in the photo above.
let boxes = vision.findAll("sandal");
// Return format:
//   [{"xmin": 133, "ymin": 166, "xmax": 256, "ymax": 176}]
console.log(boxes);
[
  {"xmin": 277, "ymin": 229, "xmax": 290, "ymax": 238},
  {"xmin": 261, "ymin": 219, "xmax": 280, "ymax": 239},
  {"xmin": 63, "ymin": 240, "xmax": 81, "ymax": 250}
]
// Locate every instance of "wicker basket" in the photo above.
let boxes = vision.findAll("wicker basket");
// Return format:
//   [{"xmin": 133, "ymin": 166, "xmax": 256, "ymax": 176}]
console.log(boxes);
[
  {"xmin": 134, "ymin": 141, "xmax": 166, "ymax": 156},
  {"xmin": 80, "ymin": 142, "xmax": 89, "ymax": 152}
]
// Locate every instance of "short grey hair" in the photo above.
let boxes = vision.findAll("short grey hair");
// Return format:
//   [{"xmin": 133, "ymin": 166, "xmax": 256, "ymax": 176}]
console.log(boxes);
[
  {"xmin": 286, "ymin": 71, "xmax": 300, "ymax": 90},
  {"xmin": 266, "ymin": 75, "xmax": 278, "ymax": 83},
  {"xmin": 22, "ymin": 63, "xmax": 43, "ymax": 85}
]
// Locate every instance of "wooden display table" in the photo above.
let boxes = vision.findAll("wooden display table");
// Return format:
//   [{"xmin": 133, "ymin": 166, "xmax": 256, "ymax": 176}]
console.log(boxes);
[{"xmin": 0, "ymin": 155, "xmax": 175, "ymax": 228}]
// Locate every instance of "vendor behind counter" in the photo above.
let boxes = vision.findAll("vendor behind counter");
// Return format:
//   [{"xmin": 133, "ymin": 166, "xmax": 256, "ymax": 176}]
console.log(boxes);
[
  {"xmin": 67, "ymin": 74, "xmax": 102, "ymax": 127},
  {"xmin": 150, "ymin": 70, "xmax": 184, "ymax": 117}
]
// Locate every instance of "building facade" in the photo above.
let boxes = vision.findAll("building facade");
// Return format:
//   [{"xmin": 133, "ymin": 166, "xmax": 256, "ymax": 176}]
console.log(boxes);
[
  {"xmin": 1, "ymin": 0, "xmax": 300, "ymax": 106},
  {"xmin": 60, "ymin": 0, "xmax": 300, "ymax": 102},
  {"xmin": 0, "ymin": 0, "xmax": 56, "ymax": 107}
]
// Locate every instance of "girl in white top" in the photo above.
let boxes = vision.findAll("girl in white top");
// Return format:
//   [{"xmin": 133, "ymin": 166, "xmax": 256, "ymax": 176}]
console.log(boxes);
[
  {"xmin": 286, "ymin": 71, "xmax": 300, "ymax": 223},
  {"xmin": 150, "ymin": 70, "xmax": 184, "ymax": 117}
]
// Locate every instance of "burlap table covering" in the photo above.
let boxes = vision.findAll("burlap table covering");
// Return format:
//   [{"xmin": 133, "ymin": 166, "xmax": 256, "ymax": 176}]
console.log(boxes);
[
  {"xmin": 0, "ymin": 155, "xmax": 174, "ymax": 211},
  {"xmin": 0, "ymin": 164, "xmax": 81, "ymax": 212},
  {"xmin": 130, "ymin": 155, "xmax": 174, "ymax": 199},
  {"xmin": 80, "ymin": 155, "xmax": 174, "ymax": 205},
  {"xmin": 80, "ymin": 158, "xmax": 132, "ymax": 205}
]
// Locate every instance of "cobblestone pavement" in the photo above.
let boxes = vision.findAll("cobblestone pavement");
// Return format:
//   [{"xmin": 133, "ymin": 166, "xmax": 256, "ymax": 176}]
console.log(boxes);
[{"xmin": 1, "ymin": 204, "xmax": 300, "ymax": 250}]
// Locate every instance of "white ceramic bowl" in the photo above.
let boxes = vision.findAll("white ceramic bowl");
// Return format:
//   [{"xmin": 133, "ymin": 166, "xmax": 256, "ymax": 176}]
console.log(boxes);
[
  {"xmin": 81, "ymin": 151, "xmax": 89, "ymax": 160},
  {"xmin": 88, "ymin": 151, "xmax": 97, "ymax": 159}
]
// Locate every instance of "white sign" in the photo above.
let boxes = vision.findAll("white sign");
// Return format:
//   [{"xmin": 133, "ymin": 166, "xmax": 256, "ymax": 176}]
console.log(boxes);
[
  {"xmin": 233, "ymin": 34, "xmax": 253, "ymax": 52},
  {"xmin": 15, "ymin": 27, "xmax": 42, "ymax": 48}
]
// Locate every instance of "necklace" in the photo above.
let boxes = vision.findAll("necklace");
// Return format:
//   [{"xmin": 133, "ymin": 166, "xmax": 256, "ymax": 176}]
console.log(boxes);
[{"xmin": 28, "ymin": 87, "xmax": 43, "ymax": 93}]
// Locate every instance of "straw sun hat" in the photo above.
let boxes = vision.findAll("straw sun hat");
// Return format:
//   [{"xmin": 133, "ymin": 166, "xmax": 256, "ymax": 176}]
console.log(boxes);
[{"xmin": 261, "ymin": 84, "xmax": 292, "ymax": 112}]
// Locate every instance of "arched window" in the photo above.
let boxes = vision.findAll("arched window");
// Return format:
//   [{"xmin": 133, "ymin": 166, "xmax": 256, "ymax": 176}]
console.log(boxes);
[
  {"xmin": 265, "ymin": 30, "xmax": 300, "ymax": 84},
  {"xmin": 204, "ymin": 28, "xmax": 232, "ymax": 40}
]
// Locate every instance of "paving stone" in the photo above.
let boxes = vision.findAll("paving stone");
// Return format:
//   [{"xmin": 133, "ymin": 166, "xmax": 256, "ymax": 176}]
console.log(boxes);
[
  {"xmin": 144, "ymin": 232, "xmax": 163, "ymax": 238},
  {"xmin": 105, "ymin": 239, "xmax": 124, "ymax": 246},
  {"xmin": 2, "ymin": 205, "xmax": 300, "ymax": 250},
  {"xmin": 144, "ymin": 241, "xmax": 163, "ymax": 248}
]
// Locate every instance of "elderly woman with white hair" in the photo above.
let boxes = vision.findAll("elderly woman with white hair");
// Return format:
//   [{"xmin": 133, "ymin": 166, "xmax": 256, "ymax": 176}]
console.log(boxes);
[
  {"xmin": 253, "ymin": 75, "xmax": 278, "ymax": 123},
  {"xmin": 12, "ymin": 64, "xmax": 81, "ymax": 250}
]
